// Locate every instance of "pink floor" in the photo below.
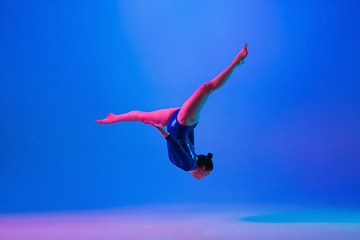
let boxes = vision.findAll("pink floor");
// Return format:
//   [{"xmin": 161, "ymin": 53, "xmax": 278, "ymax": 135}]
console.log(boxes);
[{"xmin": 0, "ymin": 204, "xmax": 359, "ymax": 240}]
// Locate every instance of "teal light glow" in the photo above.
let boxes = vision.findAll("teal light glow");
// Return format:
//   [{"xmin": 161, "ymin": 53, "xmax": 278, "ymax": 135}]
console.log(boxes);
[{"xmin": 242, "ymin": 209, "xmax": 360, "ymax": 223}]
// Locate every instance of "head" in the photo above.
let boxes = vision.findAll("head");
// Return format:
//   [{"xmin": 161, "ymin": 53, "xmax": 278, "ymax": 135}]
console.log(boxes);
[{"xmin": 190, "ymin": 153, "xmax": 213, "ymax": 180}]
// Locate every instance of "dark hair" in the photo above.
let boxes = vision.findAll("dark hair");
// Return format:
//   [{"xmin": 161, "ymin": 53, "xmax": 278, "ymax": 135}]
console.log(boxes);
[{"xmin": 196, "ymin": 153, "xmax": 213, "ymax": 171}]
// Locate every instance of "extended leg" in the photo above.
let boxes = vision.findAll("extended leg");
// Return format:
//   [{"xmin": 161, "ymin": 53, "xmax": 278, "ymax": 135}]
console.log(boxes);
[
  {"xmin": 177, "ymin": 44, "xmax": 248, "ymax": 126},
  {"xmin": 96, "ymin": 107, "xmax": 179, "ymax": 126}
]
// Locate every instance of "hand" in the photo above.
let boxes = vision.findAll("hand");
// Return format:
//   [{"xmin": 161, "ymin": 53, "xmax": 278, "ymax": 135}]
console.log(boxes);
[
  {"xmin": 234, "ymin": 43, "xmax": 248, "ymax": 65},
  {"xmin": 140, "ymin": 119, "xmax": 169, "ymax": 137},
  {"xmin": 140, "ymin": 119, "xmax": 164, "ymax": 129}
]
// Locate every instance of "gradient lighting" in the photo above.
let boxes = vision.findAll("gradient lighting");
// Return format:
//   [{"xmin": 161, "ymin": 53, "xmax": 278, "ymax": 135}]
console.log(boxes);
[{"xmin": 0, "ymin": 0, "xmax": 359, "ymax": 239}]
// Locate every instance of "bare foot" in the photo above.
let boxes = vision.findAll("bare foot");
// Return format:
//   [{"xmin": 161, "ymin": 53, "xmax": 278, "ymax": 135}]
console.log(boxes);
[
  {"xmin": 95, "ymin": 113, "xmax": 116, "ymax": 124},
  {"xmin": 234, "ymin": 43, "xmax": 248, "ymax": 65}
]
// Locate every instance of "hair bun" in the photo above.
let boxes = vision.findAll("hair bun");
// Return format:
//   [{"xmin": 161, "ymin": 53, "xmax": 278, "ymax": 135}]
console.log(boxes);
[{"xmin": 207, "ymin": 153, "xmax": 213, "ymax": 160}]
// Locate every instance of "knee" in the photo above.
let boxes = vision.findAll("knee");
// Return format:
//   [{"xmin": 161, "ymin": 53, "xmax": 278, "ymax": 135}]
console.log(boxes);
[
  {"xmin": 200, "ymin": 82, "xmax": 215, "ymax": 93},
  {"xmin": 178, "ymin": 115, "xmax": 199, "ymax": 126}
]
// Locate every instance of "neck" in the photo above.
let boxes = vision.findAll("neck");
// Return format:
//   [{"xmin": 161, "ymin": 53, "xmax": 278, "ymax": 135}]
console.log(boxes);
[{"xmin": 189, "ymin": 168, "xmax": 199, "ymax": 178}]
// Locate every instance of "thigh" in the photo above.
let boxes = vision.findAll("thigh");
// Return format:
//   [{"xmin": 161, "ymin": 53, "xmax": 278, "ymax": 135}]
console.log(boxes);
[
  {"xmin": 177, "ymin": 83, "xmax": 212, "ymax": 126},
  {"xmin": 167, "ymin": 109, "xmax": 198, "ymax": 139},
  {"xmin": 141, "ymin": 108, "xmax": 180, "ymax": 126}
]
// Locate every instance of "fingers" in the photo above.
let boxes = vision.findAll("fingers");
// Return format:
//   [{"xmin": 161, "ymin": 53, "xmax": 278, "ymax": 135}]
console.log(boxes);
[
  {"xmin": 155, "ymin": 123, "xmax": 164, "ymax": 128},
  {"xmin": 141, "ymin": 120, "xmax": 156, "ymax": 126},
  {"xmin": 140, "ymin": 119, "xmax": 152, "ymax": 124},
  {"xmin": 152, "ymin": 122, "xmax": 163, "ymax": 128},
  {"xmin": 142, "ymin": 120, "xmax": 163, "ymax": 128},
  {"xmin": 140, "ymin": 119, "xmax": 160, "ymax": 125}
]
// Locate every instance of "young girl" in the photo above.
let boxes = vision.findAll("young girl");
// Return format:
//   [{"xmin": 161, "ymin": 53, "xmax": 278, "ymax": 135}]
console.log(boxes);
[{"xmin": 96, "ymin": 44, "xmax": 248, "ymax": 180}]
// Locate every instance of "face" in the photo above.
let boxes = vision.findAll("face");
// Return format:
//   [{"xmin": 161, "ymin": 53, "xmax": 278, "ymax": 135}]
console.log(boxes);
[
  {"xmin": 193, "ymin": 167, "xmax": 211, "ymax": 180},
  {"xmin": 200, "ymin": 170, "xmax": 211, "ymax": 180}
]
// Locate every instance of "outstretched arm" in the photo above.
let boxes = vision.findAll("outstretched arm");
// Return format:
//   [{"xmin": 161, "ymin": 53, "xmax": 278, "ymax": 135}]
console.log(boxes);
[{"xmin": 141, "ymin": 120, "xmax": 193, "ymax": 167}]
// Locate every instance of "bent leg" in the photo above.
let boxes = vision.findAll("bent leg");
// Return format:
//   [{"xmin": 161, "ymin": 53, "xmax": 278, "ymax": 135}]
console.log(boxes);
[
  {"xmin": 177, "ymin": 83, "xmax": 212, "ymax": 126},
  {"xmin": 96, "ymin": 107, "xmax": 179, "ymax": 125},
  {"xmin": 178, "ymin": 44, "xmax": 248, "ymax": 126}
]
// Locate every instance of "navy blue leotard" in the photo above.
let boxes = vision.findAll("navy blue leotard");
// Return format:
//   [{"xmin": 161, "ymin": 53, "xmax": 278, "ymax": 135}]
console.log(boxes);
[{"xmin": 165, "ymin": 109, "xmax": 198, "ymax": 171}]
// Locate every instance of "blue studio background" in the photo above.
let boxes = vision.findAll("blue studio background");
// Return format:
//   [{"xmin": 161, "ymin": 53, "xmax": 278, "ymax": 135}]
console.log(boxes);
[{"xmin": 0, "ymin": 0, "xmax": 359, "ymax": 213}]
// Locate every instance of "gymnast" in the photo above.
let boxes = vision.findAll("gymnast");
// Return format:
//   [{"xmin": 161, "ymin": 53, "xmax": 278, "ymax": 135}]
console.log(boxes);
[{"xmin": 96, "ymin": 44, "xmax": 248, "ymax": 180}]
